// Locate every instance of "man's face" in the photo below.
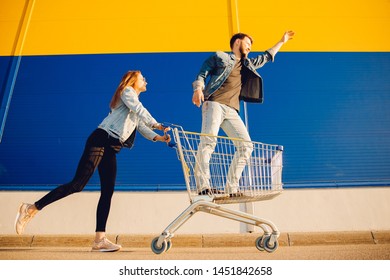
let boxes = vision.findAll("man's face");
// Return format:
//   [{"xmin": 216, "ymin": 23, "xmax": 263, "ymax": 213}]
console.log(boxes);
[{"xmin": 239, "ymin": 37, "xmax": 252, "ymax": 58}]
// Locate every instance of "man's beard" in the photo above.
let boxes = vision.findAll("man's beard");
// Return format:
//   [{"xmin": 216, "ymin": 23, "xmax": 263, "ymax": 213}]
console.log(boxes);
[{"xmin": 239, "ymin": 44, "xmax": 248, "ymax": 58}]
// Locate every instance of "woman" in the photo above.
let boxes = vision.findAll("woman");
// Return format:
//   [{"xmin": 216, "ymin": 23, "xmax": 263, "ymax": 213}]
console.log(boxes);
[{"xmin": 14, "ymin": 70, "xmax": 170, "ymax": 252}]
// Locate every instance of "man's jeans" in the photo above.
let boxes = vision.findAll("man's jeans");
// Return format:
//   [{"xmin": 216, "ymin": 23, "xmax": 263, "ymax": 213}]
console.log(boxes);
[{"xmin": 195, "ymin": 101, "xmax": 254, "ymax": 194}]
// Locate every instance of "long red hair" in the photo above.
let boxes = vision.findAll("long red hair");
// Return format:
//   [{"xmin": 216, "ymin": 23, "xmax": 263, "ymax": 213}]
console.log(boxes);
[{"xmin": 109, "ymin": 70, "xmax": 141, "ymax": 109}]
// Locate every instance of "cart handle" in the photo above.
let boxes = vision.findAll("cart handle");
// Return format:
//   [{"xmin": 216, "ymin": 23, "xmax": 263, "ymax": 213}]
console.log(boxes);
[{"xmin": 161, "ymin": 123, "xmax": 177, "ymax": 148}]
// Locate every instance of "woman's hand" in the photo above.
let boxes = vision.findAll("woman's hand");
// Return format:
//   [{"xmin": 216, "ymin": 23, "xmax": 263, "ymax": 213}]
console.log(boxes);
[
  {"xmin": 153, "ymin": 133, "xmax": 171, "ymax": 143},
  {"xmin": 152, "ymin": 124, "xmax": 171, "ymax": 143},
  {"xmin": 153, "ymin": 123, "xmax": 170, "ymax": 132}
]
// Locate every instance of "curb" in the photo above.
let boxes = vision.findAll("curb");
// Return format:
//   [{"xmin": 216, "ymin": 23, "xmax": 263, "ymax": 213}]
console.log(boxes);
[{"xmin": 1, "ymin": 231, "xmax": 390, "ymax": 248}]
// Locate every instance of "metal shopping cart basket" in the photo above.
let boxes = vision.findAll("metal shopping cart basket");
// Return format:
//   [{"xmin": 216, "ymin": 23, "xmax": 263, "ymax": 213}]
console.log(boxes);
[{"xmin": 151, "ymin": 125, "xmax": 283, "ymax": 254}]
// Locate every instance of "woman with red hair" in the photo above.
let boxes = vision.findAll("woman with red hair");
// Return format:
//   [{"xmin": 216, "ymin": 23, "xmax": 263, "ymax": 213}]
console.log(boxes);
[{"xmin": 15, "ymin": 70, "xmax": 170, "ymax": 252}]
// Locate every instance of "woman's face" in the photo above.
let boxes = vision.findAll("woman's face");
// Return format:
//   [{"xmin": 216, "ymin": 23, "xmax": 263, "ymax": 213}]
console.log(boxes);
[{"xmin": 133, "ymin": 73, "xmax": 147, "ymax": 93}]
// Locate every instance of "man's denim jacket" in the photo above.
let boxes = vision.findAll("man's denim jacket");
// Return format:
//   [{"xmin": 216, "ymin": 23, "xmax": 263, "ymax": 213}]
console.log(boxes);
[
  {"xmin": 98, "ymin": 86, "xmax": 158, "ymax": 144},
  {"xmin": 192, "ymin": 50, "xmax": 274, "ymax": 103}
]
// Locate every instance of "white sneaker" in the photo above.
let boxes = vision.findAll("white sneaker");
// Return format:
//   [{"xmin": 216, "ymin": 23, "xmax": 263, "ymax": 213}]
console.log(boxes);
[
  {"xmin": 15, "ymin": 203, "xmax": 36, "ymax": 235},
  {"xmin": 92, "ymin": 237, "xmax": 122, "ymax": 252}
]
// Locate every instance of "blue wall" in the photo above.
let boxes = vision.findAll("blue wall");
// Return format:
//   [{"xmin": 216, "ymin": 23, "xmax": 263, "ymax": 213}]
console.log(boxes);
[{"xmin": 0, "ymin": 52, "xmax": 389, "ymax": 190}]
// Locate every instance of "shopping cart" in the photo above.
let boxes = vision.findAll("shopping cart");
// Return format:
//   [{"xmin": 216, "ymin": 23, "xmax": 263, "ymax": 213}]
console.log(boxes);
[{"xmin": 151, "ymin": 125, "xmax": 283, "ymax": 254}]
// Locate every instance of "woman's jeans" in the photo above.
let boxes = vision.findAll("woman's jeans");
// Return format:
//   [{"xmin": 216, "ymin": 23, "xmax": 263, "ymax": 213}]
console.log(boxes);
[
  {"xmin": 195, "ymin": 101, "xmax": 253, "ymax": 194},
  {"xmin": 34, "ymin": 128, "xmax": 122, "ymax": 232}
]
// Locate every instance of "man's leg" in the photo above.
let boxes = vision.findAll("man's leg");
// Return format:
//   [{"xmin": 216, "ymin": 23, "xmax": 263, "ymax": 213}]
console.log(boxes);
[
  {"xmin": 221, "ymin": 106, "xmax": 253, "ymax": 194},
  {"xmin": 195, "ymin": 101, "xmax": 223, "ymax": 193}
]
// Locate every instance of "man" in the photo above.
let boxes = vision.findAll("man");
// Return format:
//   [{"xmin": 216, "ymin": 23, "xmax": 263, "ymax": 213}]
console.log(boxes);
[{"xmin": 192, "ymin": 31, "xmax": 294, "ymax": 196}]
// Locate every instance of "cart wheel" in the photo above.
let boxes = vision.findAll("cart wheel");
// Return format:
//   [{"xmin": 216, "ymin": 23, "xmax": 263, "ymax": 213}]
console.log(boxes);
[
  {"xmin": 262, "ymin": 235, "xmax": 279, "ymax": 253},
  {"xmin": 166, "ymin": 240, "xmax": 172, "ymax": 252},
  {"xmin": 151, "ymin": 237, "xmax": 167, "ymax": 254},
  {"xmin": 255, "ymin": 236, "xmax": 265, "ymax": 251}
]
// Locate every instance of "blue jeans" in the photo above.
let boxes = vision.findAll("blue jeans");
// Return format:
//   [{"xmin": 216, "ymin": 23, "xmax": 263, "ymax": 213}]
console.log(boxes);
[{"xmin": 195, "ymin": 101, "xmax": 253, "ymax": 194}]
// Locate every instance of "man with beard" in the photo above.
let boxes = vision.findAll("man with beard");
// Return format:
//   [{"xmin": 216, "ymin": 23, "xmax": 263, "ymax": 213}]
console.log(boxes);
[{"xmin": 191, "ymin": 31, "xmax": 294, "ymax": 196}]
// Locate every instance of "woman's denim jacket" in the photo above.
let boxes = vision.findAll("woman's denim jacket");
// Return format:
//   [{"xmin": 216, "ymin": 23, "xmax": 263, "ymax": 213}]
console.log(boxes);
[
  {"xmin": 98, "ymin": 86, "xmax": 158, "ymax": 144},
  {"xmin": 192, "ymin": 50, "xmax": 274, "ymax": 103}
]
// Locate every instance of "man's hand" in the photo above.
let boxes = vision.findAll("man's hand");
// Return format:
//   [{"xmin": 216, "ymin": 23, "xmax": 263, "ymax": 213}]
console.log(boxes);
[
  {"xmin": 192, "ymin": 89, "xmax": 204, "ymax": 107},
  {"xmin": 281, "ymin": 30, "xmax": 295, "ymax": 43}
]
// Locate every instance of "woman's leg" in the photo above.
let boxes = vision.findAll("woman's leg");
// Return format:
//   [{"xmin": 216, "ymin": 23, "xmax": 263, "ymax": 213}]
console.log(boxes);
[
  {"xmin": 93, "ymin": 138, "xmax": 122, "ymax": 252},
  {"xmin": 34, "ymin": 129, "xmax": 106, "ymax": 210},
  {"xmin": 95, "ymin": 145, "xmax": 117, "ymax": 232},
  {"xmin": 15, "ymin": 129, "xmax": 108, "ymax": 235}
]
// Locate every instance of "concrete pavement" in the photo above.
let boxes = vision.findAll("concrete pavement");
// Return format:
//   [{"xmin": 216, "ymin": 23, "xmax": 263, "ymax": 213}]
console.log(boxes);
[
  {"xmin": 2, "ymin": 230, "xmax": 390, "ymax": 248},
  {"xmin": 1, "ymin": 231, "xmax": 390, "ymax": 260}
]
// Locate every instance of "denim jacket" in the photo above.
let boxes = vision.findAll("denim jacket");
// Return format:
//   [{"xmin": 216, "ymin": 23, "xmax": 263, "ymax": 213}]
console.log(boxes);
[
  {"xmin": 192, "ymin": 50, "xmax": 274, "ymax": 103},
  {"xmin": 98, "ymin": 86, "xmax": 158, "ymax": 144}
]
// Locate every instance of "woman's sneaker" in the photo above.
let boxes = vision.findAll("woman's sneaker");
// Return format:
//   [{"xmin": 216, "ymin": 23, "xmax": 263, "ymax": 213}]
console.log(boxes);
[
  {"xmin": 92, "ymin": 237, "xmax": 122, "ymax": 252},
  {"xmin": 15, "ymin": 203, "xmax": 36, "ymax": 235}
]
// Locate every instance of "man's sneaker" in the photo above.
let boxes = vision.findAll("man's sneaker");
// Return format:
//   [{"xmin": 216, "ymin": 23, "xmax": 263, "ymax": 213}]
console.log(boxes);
[
  {"xmin": 198, "ymin": 188, "xmax": 212, "ymax": 195},
  {"xmin": 229, "ymin": 191, "xmax": 243, "ymax": 198},
  {"xmin": 198, "ymin": 188, "xmax": 225, "ymax": 195},
  {"xmin": 92, "ymin": 237, "xmax": 122, "ymax": 252},
  {"xmin": 15, "ymin": 203, "xmax": 36, "ymax": 235}
]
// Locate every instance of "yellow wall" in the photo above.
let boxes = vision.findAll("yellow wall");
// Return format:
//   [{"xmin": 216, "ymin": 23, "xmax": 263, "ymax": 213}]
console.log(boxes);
[{"xmin": 1, "ymin": 0, "xmax": 390, "ymax": 56}]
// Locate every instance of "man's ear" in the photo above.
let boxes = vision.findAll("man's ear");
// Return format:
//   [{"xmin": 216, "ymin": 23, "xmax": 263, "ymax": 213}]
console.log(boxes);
[{"xmin": 233, "ymin": 39, "xmax": 240, "ymax": 49}]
